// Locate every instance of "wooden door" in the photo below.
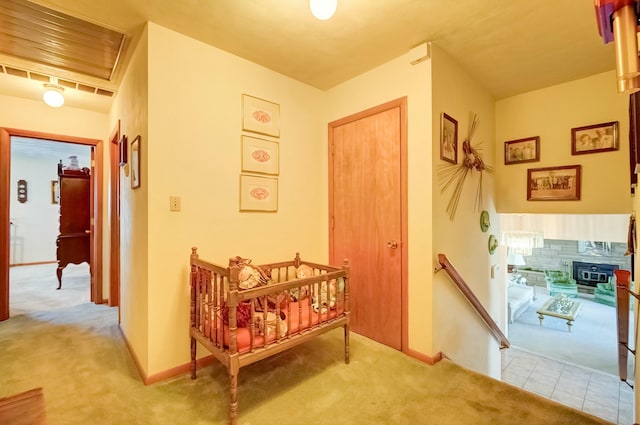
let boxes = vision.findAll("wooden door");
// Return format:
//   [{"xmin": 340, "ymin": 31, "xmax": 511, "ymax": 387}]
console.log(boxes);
[{"xmin": 329, "ymin": 98, "xmax": 407, "ymax": 350}]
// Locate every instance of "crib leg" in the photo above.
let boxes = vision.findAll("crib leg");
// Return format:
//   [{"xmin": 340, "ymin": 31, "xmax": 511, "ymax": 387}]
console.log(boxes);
[
  {"xmin": 229, "ymin": 370, "xmax": 238, "ymax": 425},
  {"xmin": 344, "ymin": 325, "xmax": 350, "ymax": 364},
  {"xmin": 190, "ymin": 337, "xmax": 197, "ymax": 380}
]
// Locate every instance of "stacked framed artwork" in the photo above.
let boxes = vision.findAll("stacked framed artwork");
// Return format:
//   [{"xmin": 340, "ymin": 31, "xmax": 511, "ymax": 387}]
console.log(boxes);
[
  {"xmin": 501, "ymin": 121, "xmax": 618, "ymax": 202},
  {"xmin": 239, "ymin": 94, "xmax": 280, "ymax": 212}
]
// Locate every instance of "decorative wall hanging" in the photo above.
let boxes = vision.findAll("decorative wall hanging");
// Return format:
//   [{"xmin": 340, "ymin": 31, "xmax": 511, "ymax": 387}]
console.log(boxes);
[
  {"xmin": 571, "ymin": 121, "xmax": 618, "ymax": 155},
  {"xmin": 527, "ymin": 165, "xmax": 581, "ymax": 201},
  {"xmin": 479, "ymin": 210, "xmax": 490, "ymax": 232},
  {"xmin": 440, "ymin": 112, "xmax": 458, "ymax": 164},
  {"xmin": 241, "ymin": 135, "xmax": 279, "ymax": 175},
  {"xmin": 17, "ymin": 179, "xmax": 27, "ymax": 203},
  {"xmin": 437, "ymin": 112, "xmax": 494, "ymax": 220},
  {"xmin": 242, "ymin": 94, "xmax": 280, "ymax": 138},
  {"xmin": 504, "ymin": 136, "xmax": 540, "ymax": 165},
  {"xmin": 239, "ymin": 174, "xmax": 278, "ymax": 212},
  {"xmin": 131, "ymin": 136, "xmax": 141, "ymax": 189},
  {"xmin": 488, "ymin": 234, "xmax": 498, "ymax": 254}
]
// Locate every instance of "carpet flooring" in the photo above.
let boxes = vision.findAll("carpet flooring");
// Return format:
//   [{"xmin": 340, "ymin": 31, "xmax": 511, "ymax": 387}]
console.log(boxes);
[
  {"xmin": 0, "ymin": 264, "xmax": 616, "ymax": 425},
  {"xmin": 508, "ymin": 291, "xmax": 635, "ymax": 376}
]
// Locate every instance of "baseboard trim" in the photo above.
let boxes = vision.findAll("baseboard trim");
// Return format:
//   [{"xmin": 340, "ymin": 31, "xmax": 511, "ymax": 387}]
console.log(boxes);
[
  {"xmin": 145, "ymin": 355, "xmax": 216, "ymax": 385},
  {"xmin": 405, "ymin": 348, "xmax": 444, "ymax": 365},
  {"xmin": 118, "ymin": 326, "xmax": 216, "ymax": 385}
]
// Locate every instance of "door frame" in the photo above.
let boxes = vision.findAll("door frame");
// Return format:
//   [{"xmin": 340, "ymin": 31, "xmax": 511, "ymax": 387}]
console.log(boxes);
[
  {"xmin": 108, "ymin": 122, "xmax": 120, "ymax": 310},
  {"xmin": 328, "ymin": 97, "xmax": 409, "ymax": 352},
  {"xmin": 0, "ymin": 127, "xmax": 104, "ymax": 321}
]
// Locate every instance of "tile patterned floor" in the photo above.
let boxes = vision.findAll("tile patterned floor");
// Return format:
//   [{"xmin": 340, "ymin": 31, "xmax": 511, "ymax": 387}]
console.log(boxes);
[{"xmin": 502, "ymin": 347, "xmax": 634, "ymax": 424}]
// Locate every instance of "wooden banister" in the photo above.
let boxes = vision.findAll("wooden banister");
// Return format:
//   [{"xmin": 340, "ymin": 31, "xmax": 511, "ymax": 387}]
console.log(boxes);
[
  {"xmin": 437, "ymin": 254, "xmax": 510, "ymax": 349},
  {"xmin": 614, "ymin": 269, "xmax": 635, "ymax": 383}
]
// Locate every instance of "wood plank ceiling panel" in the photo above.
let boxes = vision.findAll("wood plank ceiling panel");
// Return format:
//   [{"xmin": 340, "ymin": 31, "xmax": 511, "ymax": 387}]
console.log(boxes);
[{"xmin": 0, "ymin": 0, "xmax": 125, "ymax": 80}]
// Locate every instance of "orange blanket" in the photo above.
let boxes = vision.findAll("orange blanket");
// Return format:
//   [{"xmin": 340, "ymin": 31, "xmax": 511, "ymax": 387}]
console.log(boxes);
[{"xmin": 218, "ymin": 301, "xmax": 343, "ymax": 353}]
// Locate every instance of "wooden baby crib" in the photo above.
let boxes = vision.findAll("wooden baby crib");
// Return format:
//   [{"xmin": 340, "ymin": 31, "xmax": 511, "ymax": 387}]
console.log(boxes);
[{"xmin": 189, "ymin": 248, "xmax": 350, "ymax": 425}]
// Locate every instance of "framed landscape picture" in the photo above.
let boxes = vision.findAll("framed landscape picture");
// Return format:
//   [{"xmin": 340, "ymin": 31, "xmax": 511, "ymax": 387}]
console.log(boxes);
[
  {"xmin": 131, "ymin": 135, "xmax": 141, "ymax": 189},
  {"xmin": 440, "ymin": 112, "xmax": 458, "ymax": 164},
  {"xmin": 527, "ymin": 165, "xmax": 581, "ymax": 201},
  {"xmin": 571, "ymin": 121, "xmax": 618, "ymax": 155},
  {"xmin": 504, "ymin": 136, "xmax": 539, "ymax": 165}
]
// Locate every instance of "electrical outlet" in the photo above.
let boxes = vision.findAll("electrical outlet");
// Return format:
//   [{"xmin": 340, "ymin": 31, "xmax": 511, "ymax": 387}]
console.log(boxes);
[{"xmin": 169, "ymin": 195, "xmax": 181, "ymax": 212}]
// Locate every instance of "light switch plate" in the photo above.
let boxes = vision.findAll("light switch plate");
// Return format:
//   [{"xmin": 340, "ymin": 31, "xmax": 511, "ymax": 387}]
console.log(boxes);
[{"xmin": 169, "ymin": 195, "xmax": 181, "ymax": 212}]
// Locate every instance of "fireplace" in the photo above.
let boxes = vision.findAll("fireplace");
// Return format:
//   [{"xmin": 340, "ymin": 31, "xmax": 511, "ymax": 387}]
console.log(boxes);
[{"xmin": 572, "ymin": 261, "xmax": 619, "ymax": 287}]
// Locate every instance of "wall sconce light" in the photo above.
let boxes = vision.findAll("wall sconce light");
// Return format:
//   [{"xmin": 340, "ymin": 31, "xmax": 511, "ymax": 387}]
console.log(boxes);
[
  {"xmin": 310, "ymin": 0, "xmax": 337, "ymax": 20},
  {"xmin": 42, "ymin": 83, "xmax": 65, "ymax": 107}
]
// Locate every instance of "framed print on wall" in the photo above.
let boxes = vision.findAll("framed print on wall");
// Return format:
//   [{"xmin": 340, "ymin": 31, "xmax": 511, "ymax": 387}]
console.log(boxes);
[
  {"xmin": 119, "ymin": 134, "xmax": 128, "ymax": 165},
  {"xmin": 51, "ymin": 180, "xmax": 59, "ymax": 204},
  {"xmin": 571, "ymin": 121, "xmax": 618, "ymax": 155},
  {"xmin": 241, "ymin": 135, "xmax": 279, "ymax": 175},
  {"xmin": 440, "ymin": 112, "xmax": 458, "ymax": 164},
  {"xmin": 242, "ymin": 94, "xmax": 280, "ymax": 138},
  {"xmin": 504, "ymin": 136, "xmax": 539, "ymax": 165},
  {"xmin": 131, "ymin": 135, "xmax": 141, "ymax": 189},
  {"xmin": 239, "ymin": 174, "xmax": 278, "ymax": 212},
  {"xmin": 527, "ymin": 165, "xmax": 581, "ymax": 201}
]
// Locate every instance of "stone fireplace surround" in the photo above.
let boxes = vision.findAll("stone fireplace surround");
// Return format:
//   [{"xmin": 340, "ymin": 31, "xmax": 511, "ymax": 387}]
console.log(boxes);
[{"xmin": 516, "ymin": 239, "xmax": 631, "ymax": 294}]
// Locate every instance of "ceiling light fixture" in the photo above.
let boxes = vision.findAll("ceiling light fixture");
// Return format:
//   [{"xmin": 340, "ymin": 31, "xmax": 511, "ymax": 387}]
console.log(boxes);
[
  {"xmin": 42, "ymin": 83, "xmax": 65, "ymax": 107},
  {"xmin": 310, "ymin": 0, "xmax": 337, "ymax": 20}
]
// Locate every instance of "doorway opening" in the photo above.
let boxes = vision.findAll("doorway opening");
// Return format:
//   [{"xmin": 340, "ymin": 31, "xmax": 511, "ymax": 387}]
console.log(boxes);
[{"xmin": 0, "ymin": 128, "xmax": 105, "ymax": 321}]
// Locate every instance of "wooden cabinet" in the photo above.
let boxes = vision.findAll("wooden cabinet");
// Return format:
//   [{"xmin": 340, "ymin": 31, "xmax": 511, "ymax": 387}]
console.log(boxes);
[{"xmin": 56, "ymin": 163, "xmax": 90, "ymax": 289}]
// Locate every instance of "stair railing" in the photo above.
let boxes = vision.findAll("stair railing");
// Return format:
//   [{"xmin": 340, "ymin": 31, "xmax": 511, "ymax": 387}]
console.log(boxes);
[
  {"xmin": 437, "ymin": 254, "xmax": 510, "ymax": 349},
  {"xmin": 614, "ymin": 269, "xmax": 636, "ymax": 385}
]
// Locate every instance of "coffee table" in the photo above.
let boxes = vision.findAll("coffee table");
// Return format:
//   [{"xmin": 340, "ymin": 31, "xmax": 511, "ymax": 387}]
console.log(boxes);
[{"xmin": 536, "ymin": 296, "xmax": 582, "ymax": 332}]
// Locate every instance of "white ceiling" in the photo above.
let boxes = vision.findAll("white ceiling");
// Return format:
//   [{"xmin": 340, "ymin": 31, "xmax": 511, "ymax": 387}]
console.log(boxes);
[
  {"xmin": 12, "ymin": 137, "xmax": 91, "ymax": 165},
  {"xmin": 0, "ymin": 0, "xmax": 619, "ymax": 112}
]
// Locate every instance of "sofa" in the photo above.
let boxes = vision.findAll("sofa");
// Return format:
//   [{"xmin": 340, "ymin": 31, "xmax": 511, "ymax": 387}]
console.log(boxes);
[
  {"xmin": 594, "ymin": 276, "xmax": 616, "ymax": 307},
  {"xmin": 544, "ymin": 270, "xmax": 578, "ymax": 298},
  {"xmin": 507, "ymin": 276, "xmax": 535, "ymax": 324}
]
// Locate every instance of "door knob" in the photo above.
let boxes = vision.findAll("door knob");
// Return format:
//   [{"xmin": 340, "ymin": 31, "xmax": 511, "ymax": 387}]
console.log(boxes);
[{"xmin": 387, "ymin": 240, "xmax": 398, "ymax": 249}]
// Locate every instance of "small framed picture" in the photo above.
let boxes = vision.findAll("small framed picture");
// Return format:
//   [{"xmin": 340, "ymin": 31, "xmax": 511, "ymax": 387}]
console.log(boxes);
[
  {"xmin": 240, "ymin": 174, "xmax": 278, "ymax": 212},
  {"xmin": 440, "ymin": 113, "xmax": 458, "ymax": 164},
  {"xmin": 527, "ymin": 165, "xmax": 581, "ymax": 201},
  {"xmin": 131, "ymin": 135, "xmax": 141, "ymax": 189},
  {"xmin": 504, "ymin": 136, "xmax": 540, "ymax": 165},
  {"xmin": 242, "ymin": 94, "xmax": 280, "ymax": 138},
  {"xmin": 571, "ymin": 121, "xmax": 618, "ymax": 155},
  {"xmin": 241, "ymin": 135, "xmax": 279, "ymax": 175},
  {"xmin": 51, "ymin": 180, "xmax": 59, "ymax": 204},
  {"xmin": 119, "ymin": 134, "xmax": 128, "ymax": 165}
]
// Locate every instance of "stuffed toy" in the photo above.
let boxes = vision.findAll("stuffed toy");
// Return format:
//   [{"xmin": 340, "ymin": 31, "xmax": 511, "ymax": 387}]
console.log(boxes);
[
  {"xmin": 290, "ymin": 264, "xmax": 314, "ymax": 301},
  {"xmin": 311, "ymin": 277, "xmax": 345, "ymax": 313},
  {"xmin": 221, "ymin": 301, "xmax": 252, "ymax": 328},
  {"xmin": 238, "ymin": 265, "xmax": 263, "ymax": 289},
  {"xmin": 233, "ymin": 256, "xmax": 271, "ymax": 290},
  {"xmin": 253, "ymin": 310, "xmax": 287, "ymax": 338}
]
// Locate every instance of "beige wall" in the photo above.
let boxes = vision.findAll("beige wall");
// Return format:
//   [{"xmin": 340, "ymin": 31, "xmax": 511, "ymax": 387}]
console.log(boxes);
[
  {"xmin": 495, "ymin": 71, "xmax": 632, "ymax": 214},
  {"xmin": 325, "ymin": 44, "xmax": 434, "ymax": 358},
  {"xmin": 430, "ymin": 45, "xmax": 503, "ymax": 378},
  {"xmin": 110, "ymin": 25, "xmax": 151, "ymax": 372},
  {"xmin": 136, "ymin": 23, "xmax": 327, "ymax": 375}
]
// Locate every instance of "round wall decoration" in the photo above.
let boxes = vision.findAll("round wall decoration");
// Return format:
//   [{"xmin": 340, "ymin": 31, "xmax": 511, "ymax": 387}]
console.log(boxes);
[
  {"xmin": 480, "ymin": 210, "xmax": 490, "ymax": 232},
  {"xmin": 488, "ymin": 234, "xmax": 498, "ymax": 254}
]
